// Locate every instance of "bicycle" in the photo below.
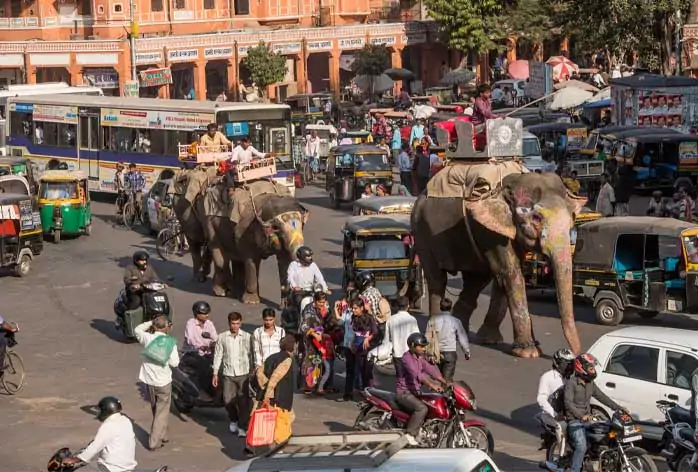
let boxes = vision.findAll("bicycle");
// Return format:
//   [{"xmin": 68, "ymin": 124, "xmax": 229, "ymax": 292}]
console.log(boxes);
[
  {"xmin": 121, "ymin": 190, "xmax": 144, "ymax": 230},
  {"xmin": 1, "ymin": 331, "xmax": 25, "ymax": 395},
  {"xmin": 156, "ymin": 216, "xmax": 188, "ymax": 260}
]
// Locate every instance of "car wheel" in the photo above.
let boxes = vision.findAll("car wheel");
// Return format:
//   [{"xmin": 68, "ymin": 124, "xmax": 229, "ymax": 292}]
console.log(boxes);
[{"xmin": 595, "ymin": 298, "xmax": 623, "ymax": 326}]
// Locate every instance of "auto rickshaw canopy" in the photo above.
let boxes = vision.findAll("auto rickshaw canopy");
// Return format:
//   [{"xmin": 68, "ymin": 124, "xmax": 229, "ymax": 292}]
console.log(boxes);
[
  {"xmin": 0, "ymin": 175, "xmax": 31, "ymax": 195},
  {"xmin": 352, "ymin": 196, "xmax": 417, "ymax": 215},
  {"xmin": 525, "ymin": 122, "xmax": 588, "ymax": 134},
  {"xmin": 344, "ymin": 214, "xmax": 412, "ymax": 235},
  {"xmin": 39, "ymin": 169, "xmax": 88, "ymax": 182}
]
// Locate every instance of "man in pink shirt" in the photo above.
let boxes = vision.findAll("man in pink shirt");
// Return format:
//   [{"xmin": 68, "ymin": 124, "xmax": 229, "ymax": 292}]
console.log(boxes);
[
  {"xmin": 183, "ymin": 301, "xmax": 218, "ymax": 356},
  {"xmin": 471, "ymin": 84, "xmax": 499, "ymax": 126}
]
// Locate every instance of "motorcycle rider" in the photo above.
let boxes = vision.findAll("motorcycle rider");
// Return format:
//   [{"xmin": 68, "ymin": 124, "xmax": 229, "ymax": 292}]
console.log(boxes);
[
  {"xmin": 536, "ymin": 348, "xmax": 575, "ymax": 460},
  {"xmin": 286, "ymin": 246, "xmax": 329, "ymax": 310},
  {"xmin": 183, "ymin": 301, "xmax": 218, "ymax": 356},
  {"xmin": 564, "ymin": 353, "xmax": 627, "ymax": 472},
  {"xmin": 397, "ymin": 332, "xmax": 449, "ymax": 446},
  {"xmin": 122, "ymin": 250, "xmax": 159, "ymax": 311},
  {"xmin": 59, "ymin": 396, "xmax": 138, "ymax": 472}
]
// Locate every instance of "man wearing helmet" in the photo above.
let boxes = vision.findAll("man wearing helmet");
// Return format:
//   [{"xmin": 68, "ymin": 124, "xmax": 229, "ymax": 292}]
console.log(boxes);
[
  {"xmin": 535, "ymin": 348, "xmax": 575, "ymax": 460},
  {"xmin": 354, "ymin": 271, "xmax": 382, "ymax": 320},
  {"xmin": 287, "ymin": 246, "xmax": 329, "ymax": 309},
  {"xmin": 59, "ymin": 396, "xmax": 138, "ymax": 472},
  {"xmin": 396, "ymin": 332, "xmax": 449, "ymax": 446},
  {"xmin": 564, "ymin": 353, "xmax": 627, "ymax": 472},
  {"xmin": 122, "ymin": 250, "xmax": 159, "ymax": 311},
  {"xmin": 184, "ymin": 301, "xmax": 218, "ymax": 356}
]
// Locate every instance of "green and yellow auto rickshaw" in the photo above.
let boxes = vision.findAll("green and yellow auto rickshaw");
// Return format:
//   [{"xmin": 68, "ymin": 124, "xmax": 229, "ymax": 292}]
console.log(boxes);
[
  {"xmin": 38, "ymin": 170, "xmax": 92, "ymax": 243},
  {"xmin": 325, "ymin": 144, "xmax": 393, "ymax": 208}
]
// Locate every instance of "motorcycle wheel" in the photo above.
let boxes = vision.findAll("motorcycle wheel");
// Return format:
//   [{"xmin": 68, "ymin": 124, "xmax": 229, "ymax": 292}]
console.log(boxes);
[
  {"xmin": 449, "ymin": 425, "xmax": 495, "ymax": 456},
  {"xmin": 675, "ymin": 452, "xmax": 693, "ymax": 472},
  {"xmin": 171, "ymin": 390, "xmax": 194, "ymax": 414},
  {"xmin": 355, "ymin": 411, "xmax": 388, "ymax": 432},
  {"xmin": 624, "ymin": 450, "xmax": 659, "ymax": 472}
]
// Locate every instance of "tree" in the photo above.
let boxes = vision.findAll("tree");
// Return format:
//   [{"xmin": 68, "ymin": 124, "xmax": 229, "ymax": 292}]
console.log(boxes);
[
  {"xmin": 242, "ymin": 41, "xmax": 288, "ymax": 100},
  {"xmin": 351, "ymin": 44, "xmax": 391, "ymax": 99},
  {"xmin": 502, "ymin": 0, "xmax": 555, "ymax": 59},
  {"xmin": 423, "ymin": 0, "xmax": 505, "ymax": 54}
]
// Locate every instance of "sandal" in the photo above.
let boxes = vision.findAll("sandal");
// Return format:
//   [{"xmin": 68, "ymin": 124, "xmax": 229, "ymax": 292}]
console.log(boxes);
[{"xmin": 316, "ymin": 390, "xmax": 326, "ymax": 395}]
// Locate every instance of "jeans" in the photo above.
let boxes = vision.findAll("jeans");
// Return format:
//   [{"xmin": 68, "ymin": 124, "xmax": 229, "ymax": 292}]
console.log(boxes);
[
  {"xmin": 438, "ymin": 351, "xmax": 457, "ymax": 381},
  {"xmin": 568, "ymin": 420, "xmax": 587, "ymax": 472},
  {"xmin": 355, "ymin": 352, "xmax": 373, "ymax": 390},
  {"xmin": 343, "ymin": 348, "xmax": 357, "ymax": 397},
  {"xmin": 396, "ymin": 391, "xmax": 428, "ymax": 436},
  {"xmin": 318, "ymin": 359, "xmax": 332, "ymax": 390}
]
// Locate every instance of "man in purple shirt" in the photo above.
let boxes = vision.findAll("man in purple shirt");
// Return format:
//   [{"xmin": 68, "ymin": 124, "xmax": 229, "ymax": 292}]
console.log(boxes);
[
  {"xmin": 471, "ymin": 84, "xmax": 499, "ymax": 127},
  {"xmin": 396, "ymin": 332, "xmax": 449, "ymax": 445}
]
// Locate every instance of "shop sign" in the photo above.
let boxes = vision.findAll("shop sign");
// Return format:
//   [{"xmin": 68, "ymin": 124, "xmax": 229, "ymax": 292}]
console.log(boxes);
[
  {"xmin": 204, "ymin": 47, "xmax": 233, "ymax": 59},
  {"xmin": 526, "ymin": 61, "xmax": 553, "ymax": 100},
  {"xmin": 168, "ymin": 49, "xmax": 199, "ymax": 62},
  {"xmin": 370, "ymin": 36, "xmax": 396, "ymax": 46},
  {"xmin": 10, "ymin": 103, "xmax": 33, "ymax": 113},
  {"xmin": 237, "ymin": 45, "xmax": 251, "ymax": 57},
  {"xmin": 100, "ymin": 108, "xmax": 214, "ymax": 131},
  {"xmin": 339, "ymin": 38, "xmax": 364, "ymax": 49},
  {"xmin": 401, "ymin": 33, "xmax": 427, "ymax": 45},
  {"xmin": 273, "ymin": 42, "xmax": 302, "ymax": 54},
  {"xmin": 307, "ymin": 40, "xmax": 333, "ymax": 51},
  {"xmin": 123, "ymin": 80, "xmax": 140, "ymax": 98},
  {"xmin": 83, "ymin": 68, "xmax": 119, "ymax": 88},
  {"xmin": 135, "ymin": 52, "xmax": 163, "ymax": 65},
  {"xmin": 33, "ymin": 104, "xmax": 78, "ymax": 124},
  {"xmin": 679, "ymin": 141, "xmax": 698, "ymax": 164},
  {"xmin": 139, "ymin": 68, "xmax": 173, "ymax": 87}
]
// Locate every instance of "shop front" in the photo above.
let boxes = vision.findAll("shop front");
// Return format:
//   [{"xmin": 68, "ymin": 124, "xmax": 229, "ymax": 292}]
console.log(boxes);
[
  {"xmin": 138, "ymin": 67, "xmax": 173, "ymax": 98},
  {"xmin": 82, "ymin": 68, "xmax": 120, "ymax": 96}
]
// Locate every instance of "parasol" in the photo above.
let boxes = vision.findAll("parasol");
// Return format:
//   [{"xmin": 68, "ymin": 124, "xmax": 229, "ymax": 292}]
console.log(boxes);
[
  {"xmin": 507, "ymin": 60, "xmax": 529, "ymax": 80},
  {"xmin": 585, "ymin": 87, "xmax": 611, "ymax": 103},
  {"xmin": 355, "ymin": 74, "xmax": 394, "ymax": 93},
  {"xmin": 553, "ymin": 80, "xmax": 599, "ymax": 93},
  {"xmin": 439, "ymin": 68, "xmax": 476, "ymax": 85},
  {"xmin": 384, "ymin": 68, "xmax": 415, "ymax": 81},
  {"xmin": 546, "ymin": 56, "xmax": 580, "ymax": 82},
  {"xmin": 549, "ymin": 87, "xmax": 594, "ymax": 110}
]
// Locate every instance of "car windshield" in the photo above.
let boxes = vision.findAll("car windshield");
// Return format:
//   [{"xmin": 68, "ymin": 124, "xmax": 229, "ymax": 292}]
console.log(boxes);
[
  {"xmin": 357, "ymin": 239, "xmax": 408, "ymax": 260},
  {"xmin": 356, "ymin": 153, "xmax": 389, "ymax": 171},
  {"xmin": 523, "ymin": 138, "xmax": 541, "ymax": 157},
  {"xmin": 41, "ymin": 181, "xmax": 78, "ymax": 199}
]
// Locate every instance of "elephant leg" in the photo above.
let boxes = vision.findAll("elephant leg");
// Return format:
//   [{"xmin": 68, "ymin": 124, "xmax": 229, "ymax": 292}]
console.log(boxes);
[
  {"xmin": 476, "ymin": 280, "xmax": 508, "ymax": 345},
  {"xmin": 209, "ymin": 245, "xmax": 228, "ymax": 297},
  {"xmin": 452, "ymin": 272, "xmax": 491, "ymax": 333},
  {"xmin": 230, "ymin": 260, "xmax": 245, "ymax": 299},
  {"xmin": 189, "ymin": 241, "xmax": 206, "ymax": 282},
  {"xmin": 241, "ymin": 258, "xmax": 261, "ymax": 304},
  {"xmin": 426, "ymin": 268, "xmax": 448, "ymax": 317},
  {"xmin": 200, "ymin": 245, "xmax": 212, "ymax": 280}
]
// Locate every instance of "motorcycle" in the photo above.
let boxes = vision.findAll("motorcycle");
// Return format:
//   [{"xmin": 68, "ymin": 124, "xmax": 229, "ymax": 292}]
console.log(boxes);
[
  {"xmin": 657, "ymin": 399, "xmax": 697, "ymax": 471},
  {"xmin": 354, "ymin": 381, "xmax": 494, "ymax": 455},
  {"xmin": 539, "ymin": 410, "xmax": 657, "ymax": 472},
  {"xmin": 113, "ymin": 281, "xmax": 173, "ymax": 340},
  {"xmin": 47, "ymin": 447, "xmax": 168, "ymax": 472},
  {"xmin": 171, "ymin": 335, "xmax": 223, "ymax": 414}
]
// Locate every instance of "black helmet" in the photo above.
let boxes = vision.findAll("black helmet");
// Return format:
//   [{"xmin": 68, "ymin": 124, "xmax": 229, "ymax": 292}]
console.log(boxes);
[
  {"xmin": 132, "ymin": 250, "xmax": 149, "ymax": 265},
  {"xmin": 96, "ymin": 396, "xmax": 122, "ymax": 421},
  {"xmin": 407, "ymin": 332, "xmax": 428, "ymax": 349},
  {"xmin": 192, "ymin": 301, "xmax": 211, "ymax": 316},
  {"xmin": 355, "ymin": 271, "xmax": 375, "ymax": 291},
  {"xmin": 552, "ymin": 348, "xmax": 575, "ymax": 376},
  {"xmin": 296, "ymin": 246, "xmax": 313, "ymax": 264},
  {"xmin": 573, "ymin": 353, "xmax": 598, "ymax": 382}
]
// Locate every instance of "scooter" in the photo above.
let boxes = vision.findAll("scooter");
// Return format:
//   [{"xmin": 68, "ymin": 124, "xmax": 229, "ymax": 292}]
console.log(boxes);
[
  {"xmin": 113, "ymin": 281, "xmax": 173, "ymax": 340},
  {"xmin": 47, "ymin": 447, "xmax": 168, "ymax": 471},
  {"xmin": 657, "ymin": 399, "xmax": 698, "ymax": 471},
  {"xmin": 171, "ymin": 334, "xmax": 223, "ymax": 414}
]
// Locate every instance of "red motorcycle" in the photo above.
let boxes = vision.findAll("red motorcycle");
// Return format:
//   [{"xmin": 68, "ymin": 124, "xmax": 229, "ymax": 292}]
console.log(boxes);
[{"xmin": 353, "ymin": 381, "xmax": 494, "ymax": 455}]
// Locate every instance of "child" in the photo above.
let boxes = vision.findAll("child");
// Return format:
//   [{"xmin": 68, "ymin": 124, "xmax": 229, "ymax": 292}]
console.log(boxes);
[{"xmin": 312, "ymin": 332, "xmax": 335, "ymax": 395}]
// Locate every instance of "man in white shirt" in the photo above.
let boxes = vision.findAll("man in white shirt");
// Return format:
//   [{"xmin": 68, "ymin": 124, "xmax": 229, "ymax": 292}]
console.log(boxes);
[
  {"xmin": 231, "ymin": 136, "xmax": 267, "ymax": 165},
  {"xmin": 287, "ymin": 246, "xmax": 329, "ymax": 309},
  {"xmin": 61, "ymin": 397, "xmax": 137, "ymax": 472},
  {"xmin": 253, "ymin": 308, "xmax": 286, "ymax": 368},
  {"xmin": 212, "ymin": 311, "xmax": 254, "ymax": 437},
  {"xmin": 383, "ymin": 296, "xmax": 419, "ymax": 376},
  {"xmin": 133, "ymin": 317, "xmax": 180, "ymax": 451},
  {"xmin": 536, "ymin": 348, "xmax": 575, "ymax": 460},
  {"xmin": 305, "ymin": 131, "xmax": 321, "ymax": 176}
]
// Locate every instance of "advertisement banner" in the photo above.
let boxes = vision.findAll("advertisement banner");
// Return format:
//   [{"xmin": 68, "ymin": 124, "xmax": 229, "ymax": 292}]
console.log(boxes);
[
  {"xmin": 679, "ymin": 141, "xmax": 698, "ymax": 164},
  {"xmin": 139, "ymin": 68, "xmax": 173, "ymax": 87},
  {"xmin": 567, "ymin": 127, "xmax": 588, "ymax": 150},
  {"xmin": 100, "ymin": 108, "xmax": 214, "ymax": 131},
  {"xmin": 33, "ymin": 104, "xmax": 78, "ymax": 124}
]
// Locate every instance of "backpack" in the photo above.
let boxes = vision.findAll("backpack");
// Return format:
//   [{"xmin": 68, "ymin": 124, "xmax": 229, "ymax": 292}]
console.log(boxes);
[{"xmin": 549, "ymin": 385, "xmax": 565, "ymax": 416}]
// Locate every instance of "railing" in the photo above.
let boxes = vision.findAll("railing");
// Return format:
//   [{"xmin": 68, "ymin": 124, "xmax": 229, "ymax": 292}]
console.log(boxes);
[
  {"xmin": 367, "ymin": 5, "xmax": 414, "ymax": 22},
  {"xmin": 0, "ymin": 15, "xmax": 95, "ymax": 28}
]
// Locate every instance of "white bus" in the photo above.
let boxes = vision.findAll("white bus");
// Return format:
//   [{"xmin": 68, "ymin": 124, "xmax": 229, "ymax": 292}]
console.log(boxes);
[{"xmin": 5, "ymin": 94, "xmax": 292, "ymax": 192}]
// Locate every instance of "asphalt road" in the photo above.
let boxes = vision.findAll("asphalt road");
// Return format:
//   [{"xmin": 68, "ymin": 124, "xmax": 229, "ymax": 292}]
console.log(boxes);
[{"xmin": 0, "ymin": 186, "xmax": 686, "ymax": 472}]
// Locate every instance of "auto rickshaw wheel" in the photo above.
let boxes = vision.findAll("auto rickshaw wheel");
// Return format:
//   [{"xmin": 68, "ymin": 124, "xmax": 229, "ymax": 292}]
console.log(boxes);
[
  {"xmin": 14, "ymin": 254, "xmax": 31, "ymax": 277},
  {"xmin": 54, "ymin": 229, "xmax": 61, "ymax": 243},
  {"xmin": 84, "ymin": 224, "xmax": 92, "ymax": 236},
  {"xmin": 595, "ymin": 298, "xmax": 623, "ymax": 326}
]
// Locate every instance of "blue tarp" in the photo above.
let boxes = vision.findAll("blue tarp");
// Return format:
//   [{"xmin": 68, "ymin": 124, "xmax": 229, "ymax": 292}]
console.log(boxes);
[{"xmin": 584, "ymin": 98, "xmax": 612, "ymax": 109}]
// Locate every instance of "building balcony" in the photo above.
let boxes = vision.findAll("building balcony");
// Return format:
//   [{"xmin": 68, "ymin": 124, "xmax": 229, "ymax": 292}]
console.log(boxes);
[{"xmin": 367, "ymin": 2, "xmax": 420, "ymax": 23}]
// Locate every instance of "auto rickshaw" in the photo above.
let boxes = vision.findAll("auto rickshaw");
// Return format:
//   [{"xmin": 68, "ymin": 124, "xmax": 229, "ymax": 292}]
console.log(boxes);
[
  {"xmin": 573, "ymin": 216, "xmax": 698, "ymax": 326},
  {"xmin": 342, "ymin": 214, "xmax": 423, "ymax": 307},
  {"xmin": 38, "ymin": 170, "xmax": 92, "ymax": 243},
  {"xmin": 523, "ymin": 208, "xmax": 603, "ymax": 289},
  {"xmin": 0, "ymin": 157, "xmax": 38, "ymax": 194},
  {"xmin": 0, "ymin": 174, "xmax": 32, "ymax": 196},
  {"xmin": 0, "ymin": 192, "xmax": 43, "ymax": 277},
  {"xmin": 285, "ymin": 93, "xmax": 333, "ymax": 126},
  {"xmin": 325, "ymin": 144, "xmax": 392, "ymax": 208},
  {"xmin": 352, "ymin": 196, "xmax": 417, "ymax": 215},
  {"xmin": 524, "ymin": 122, "xmax": 589, "ymax": 160}
]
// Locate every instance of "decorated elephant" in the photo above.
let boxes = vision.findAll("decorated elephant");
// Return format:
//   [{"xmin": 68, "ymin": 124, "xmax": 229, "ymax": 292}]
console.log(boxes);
[
  {"xmin": 411, "ymin": 165, "xmax": 586, "ymax": 358},
  {"xmin": 172, "ymin": 168, "xmax": 308, "ymax": 303}
]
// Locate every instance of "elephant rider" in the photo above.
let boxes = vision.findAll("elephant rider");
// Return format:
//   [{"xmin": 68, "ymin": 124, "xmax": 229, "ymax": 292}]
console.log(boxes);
[
  {"xmin": 58, "ymin": 396, "xmax": 138, "ymax": 472},
  {"xmin": 0, "ymin": 315, "xmax": 18, "ymax": 379},
  {"xmin": 286, "ymin": 246, "xmax": 330, "ymax": 311},
  {"xmin": 565, "ymin": 353, "xmax": 628, "ymax": 472},
  {"xmin": 396, "ymin": 333, "xmax": 449, "ymax": 446},
  {"xmin": 536, "ymin": 348, "xmax": 575, "ymax": 460},
  {"xmin": 122, "ymin": 251, "xmax": 159, "ymax": 311}
]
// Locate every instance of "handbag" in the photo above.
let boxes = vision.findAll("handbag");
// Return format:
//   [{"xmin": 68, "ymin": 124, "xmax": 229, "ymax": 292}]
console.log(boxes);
[
  {"xmin": 141, "ymin": 335, "xmax": 177, "ymax": 367},
  {"xmin": 246, "ymin": 407, "xmax": 278, "ymax": 447}
]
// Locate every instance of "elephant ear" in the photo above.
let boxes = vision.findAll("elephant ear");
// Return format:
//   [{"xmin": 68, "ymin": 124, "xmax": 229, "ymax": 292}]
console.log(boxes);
[
  {"xmin": 463, "ymin": 197, "xmax": 516, "ymax": 239},
  {"xmin": 565, "ymin": 190, "xmax": 588, "ymax": 216}
]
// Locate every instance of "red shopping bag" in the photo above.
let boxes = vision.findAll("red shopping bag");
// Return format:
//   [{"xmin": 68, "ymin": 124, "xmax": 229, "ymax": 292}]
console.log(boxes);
[{"xmin": 246, "ymin": 408, "xmax": 278, "ymax": 447}]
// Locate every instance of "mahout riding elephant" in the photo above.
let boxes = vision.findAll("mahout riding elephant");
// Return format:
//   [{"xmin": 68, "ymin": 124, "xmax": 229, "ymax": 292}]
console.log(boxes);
[
  {"xmin": 411, "ymin": 170, "xmax": 586, "ymax": 358},
  {"xmin": 173, "ymin": 169, "xmax": 308, "ymax": 303}
]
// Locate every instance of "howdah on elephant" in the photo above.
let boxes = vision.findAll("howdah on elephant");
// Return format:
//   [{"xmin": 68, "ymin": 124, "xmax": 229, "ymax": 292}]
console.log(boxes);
[
  {"xmin": 411, "ymin": 168, "xmax": 586, "ymax": 358},
  {"xmin": 173, "ymin": 169, "xmax": 308, "ymax": 303}
]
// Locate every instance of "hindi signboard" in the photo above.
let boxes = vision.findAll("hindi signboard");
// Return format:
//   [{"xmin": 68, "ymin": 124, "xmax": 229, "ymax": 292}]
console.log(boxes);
[{"xmin": 526, "ymin": 61, "xmax": 553, "ymax": 100}]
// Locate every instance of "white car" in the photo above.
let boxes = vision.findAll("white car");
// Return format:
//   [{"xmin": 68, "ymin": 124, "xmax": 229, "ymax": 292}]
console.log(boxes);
[{"xmin": 588, "ymin": 326, "xmax": 698, "ymax": 440}]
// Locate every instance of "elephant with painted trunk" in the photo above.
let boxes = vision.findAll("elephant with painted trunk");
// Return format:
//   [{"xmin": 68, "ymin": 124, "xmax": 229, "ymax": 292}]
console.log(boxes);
[
  {"xmin": 172, "ymin": 168, "xmax": 308, "ymax": 303},
  {"xmin": 411, "ymin": 164, "xmax": 586, "ymax": 358}
]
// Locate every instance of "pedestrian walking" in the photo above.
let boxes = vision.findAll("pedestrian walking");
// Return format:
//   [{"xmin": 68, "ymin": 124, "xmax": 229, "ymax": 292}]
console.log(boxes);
[
  {"xmin": 382, "ymin": 296, "xmax": 419, "ymax": 378},
  {"xmin": 134, "ymin": 316, "xmax": 180, "ymax": 451},
  {"xmin": 252, "ymin": 308, "xmax": 285, "ymax": 369},
  {"xmin": 426, "ymin": 299, "xmax": 470, "ymax": 381},
  {"xmin": 595, "ymin": 174, "xmax": 615, "ymax": 217},
  {"xmin": 212, "ymin": 312, "xmax": 254, "ymax": 438},
  {"xmin": 397, "ymin": 144, "xmax": 413, "ymax": 192}
]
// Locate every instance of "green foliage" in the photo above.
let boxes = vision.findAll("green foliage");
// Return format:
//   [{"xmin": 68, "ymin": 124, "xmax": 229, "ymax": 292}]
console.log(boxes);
[
  {"xmin": 504, "ymin": 0, "xmax": 555, "ymax": 45},
  {"xmin": 351, "ymin": 44, "xmax": 391, "ymax": 76},
  {"xmin": 423, "ymin": 0, "xmax": 505, "ymax": 53},
  {"xmin": 242, "ymin": 41, "xmax": 288, "ymax": 98}
]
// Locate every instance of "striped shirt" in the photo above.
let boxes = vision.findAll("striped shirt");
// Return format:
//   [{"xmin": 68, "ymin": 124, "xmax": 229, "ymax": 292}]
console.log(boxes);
[
  {"xmin": 252, "ymin": 325, "xmax": 286, "ymax": 367},
  {"xmin": 213, "ymin": 329, "xmax": 253, "ymax": 377}
]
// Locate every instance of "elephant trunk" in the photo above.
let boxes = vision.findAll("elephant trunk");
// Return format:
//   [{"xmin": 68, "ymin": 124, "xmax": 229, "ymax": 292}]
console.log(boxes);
[
  {"xmin": 277, "ymin": 223, "xmax": 305, "ymax": 289},
  {"xmin": 546, "ymin": 225, "xmax": 582, "ymax": 356}
]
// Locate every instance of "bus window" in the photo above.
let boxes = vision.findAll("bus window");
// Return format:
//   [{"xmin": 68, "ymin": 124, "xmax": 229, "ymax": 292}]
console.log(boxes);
[
  {"xmin": 39, "ymin": 122, "xmax": 76, "ymax": 147},
  {"xmin": 9, "ymin": 112, "xmax": 32, "ymax": 139}
]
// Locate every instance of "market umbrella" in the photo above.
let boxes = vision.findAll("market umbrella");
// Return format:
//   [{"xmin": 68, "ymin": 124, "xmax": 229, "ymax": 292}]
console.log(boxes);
[
  {"xmin": 549, "ymin": 87, "xmax": 594, "ymax": 110},
  {"xmin": 553, "ymin": 79, "xmax": 599, "ymax": 93},
  {"xmin": 355, "ymin": 74, "xmax": 394, "ymax": 93},
  {"xmin": 384, "ymin": 68, "xmax": 415, "ymax": 81},
  {"xmin": 507, "ymin": 60, "xmax": 529, "ymax": 79},
  {"xmin": 440, "ymin": 68, "xmax": 476, "ymax": 85},
  {"xmin": 585, "ymin": 87, "xmax": 611, "ymax": 103},
  {"xmin": 546, "ymin": 56, "xmax": 580, "ymax": 81}
]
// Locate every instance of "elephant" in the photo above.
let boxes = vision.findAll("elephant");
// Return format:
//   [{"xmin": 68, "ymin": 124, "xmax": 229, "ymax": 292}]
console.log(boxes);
[
  {"xmin": 172, "ymin": 171, "xmax": 308, "ymax": 303},
  {"xmin": 411, "ymin": 171, "xmax": 587, "ymax": 358}
]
